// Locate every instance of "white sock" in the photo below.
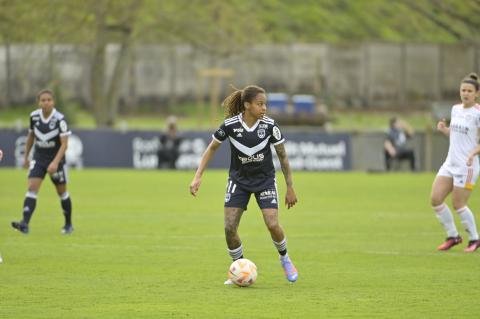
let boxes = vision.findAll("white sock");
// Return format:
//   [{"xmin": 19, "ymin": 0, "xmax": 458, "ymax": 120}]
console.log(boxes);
[
  {"xmin": 273, "ymin": 238, "xmax": 287, "ymax": 255},
  {"xmin": 433, "ymin": 204, "xmax": 459, "ymax": 237},
  {"xmin": 457, "ymin": 206, "xmax": 479, "ymax": 240},
  {"xmin": 227, "ymin": 244, "xmax": 243, "ymax": 261}
]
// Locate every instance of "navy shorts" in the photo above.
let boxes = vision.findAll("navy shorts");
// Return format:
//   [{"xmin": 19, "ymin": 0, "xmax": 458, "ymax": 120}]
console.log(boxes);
[
  {"xmin": 28, "ymin": 159, "xmax": 68, "ymax": 185},
  {"xmin": 224, "ymin": 178, "xmax": 279, "ymax": 210}
]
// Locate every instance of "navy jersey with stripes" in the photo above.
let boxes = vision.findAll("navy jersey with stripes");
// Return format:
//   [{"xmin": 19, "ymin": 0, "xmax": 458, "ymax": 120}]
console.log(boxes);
[
  {"xmin": 213, "ymin": 113, "xmax": 285, "ymax": 192},
  {"xmin": 29, "ymin": 109, "xmax": 71, "ymax": 163}
]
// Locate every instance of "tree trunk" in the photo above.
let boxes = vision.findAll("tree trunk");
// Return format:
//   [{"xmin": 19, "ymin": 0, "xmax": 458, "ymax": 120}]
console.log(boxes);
[
  {"xmin": 4, "ymin": 42, "xmax": 12, "ymax": 109},
  {"xmin": 168, "ymin": 46, "xmax": 177, "ymax": 112},
  {"xmin": 106, "ymin": 40, "xmax": 132, "ymax": 125},
  {"xmin": 125, "ymin": 46, "xmax": 138, "ymax": 113},
  {"xmin": 90, "ymin": 0, "xmax": 142, "ymax": 127},
  {"xmin": 90, "ymin": 3, "xmax": 108, "ymax": 127}
]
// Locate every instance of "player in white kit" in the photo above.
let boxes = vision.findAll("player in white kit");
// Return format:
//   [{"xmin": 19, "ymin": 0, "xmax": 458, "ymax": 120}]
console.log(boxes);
[{"xmin": 431, "ymin": 73, "xmax": 480, "ymax": 252}]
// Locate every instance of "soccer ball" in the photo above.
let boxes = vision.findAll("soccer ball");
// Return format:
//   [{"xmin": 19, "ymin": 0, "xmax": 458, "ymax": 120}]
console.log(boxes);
[{"xmin": 228, "ymin": 258, "xmax": 257, "ymax": 287}]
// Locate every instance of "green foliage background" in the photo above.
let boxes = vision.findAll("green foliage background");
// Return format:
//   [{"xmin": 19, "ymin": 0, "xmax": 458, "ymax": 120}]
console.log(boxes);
[
  {"xmin": 1, "ymin": 0, "xmax": 478, "ymax": 46},
  {"xmin": 1, "ymin": 0, "xmax": 477, "ymax": 127}
]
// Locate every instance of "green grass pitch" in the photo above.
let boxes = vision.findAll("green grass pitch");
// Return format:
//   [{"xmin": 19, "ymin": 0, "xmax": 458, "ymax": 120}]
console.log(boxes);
[{"xmin": 0, "ymin": 169, "xmax": 479, "ymax": 318}]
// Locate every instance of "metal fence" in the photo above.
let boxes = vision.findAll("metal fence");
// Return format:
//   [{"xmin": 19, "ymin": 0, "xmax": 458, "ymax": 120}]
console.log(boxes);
[{"xmin": 0, "ymin": 43, "xmax": 479, "ymax": 109}]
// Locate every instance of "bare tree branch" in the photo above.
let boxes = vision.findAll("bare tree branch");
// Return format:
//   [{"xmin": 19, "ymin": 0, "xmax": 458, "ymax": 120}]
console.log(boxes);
[
  {"xmin": 430, "ymin": 0, "xmax": 480, "ymax": 29},
  {"xmin": 401, "ymin": 0, "xmax": 466, "ymax": 40}
]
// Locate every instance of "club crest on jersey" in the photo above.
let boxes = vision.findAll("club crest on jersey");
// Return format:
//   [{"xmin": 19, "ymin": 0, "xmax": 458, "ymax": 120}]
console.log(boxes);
[
  {"xmin": 273, "ymin": 126, "xmax": 281, "ymax": 140},
  {"xmin": 49, "ymin": 119, "xmax": 57, "ymax": 129},
  {"xmin": 257, "ymin": 129, "xmax": 266, "ymax": 139}
]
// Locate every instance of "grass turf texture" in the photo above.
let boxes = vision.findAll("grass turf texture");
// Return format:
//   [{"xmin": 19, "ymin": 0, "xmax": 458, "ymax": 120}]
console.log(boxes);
[{"xmin": 0, "ymin": 169, "xmax": 479, "ymax": 318}]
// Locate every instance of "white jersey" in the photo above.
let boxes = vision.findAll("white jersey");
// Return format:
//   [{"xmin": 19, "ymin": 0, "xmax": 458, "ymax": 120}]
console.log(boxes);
[{"xmin": 444, "ymin": 103, "xmax": 480, "ymax": 174}]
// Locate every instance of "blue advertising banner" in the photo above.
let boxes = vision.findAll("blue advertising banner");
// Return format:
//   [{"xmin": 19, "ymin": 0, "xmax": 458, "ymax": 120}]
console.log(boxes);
[{"xmin": 0, "ymin": 129, "xmax": 351, "ymax": 170}]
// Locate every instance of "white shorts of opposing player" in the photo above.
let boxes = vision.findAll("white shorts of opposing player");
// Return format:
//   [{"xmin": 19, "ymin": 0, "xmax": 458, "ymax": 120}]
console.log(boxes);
[{"xmin": 437, "ymin": 162, "xmax": 480, "ymax": 190}]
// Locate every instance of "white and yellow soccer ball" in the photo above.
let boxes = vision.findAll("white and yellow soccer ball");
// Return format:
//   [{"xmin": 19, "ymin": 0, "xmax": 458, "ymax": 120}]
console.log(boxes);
[{"xmin": 228, "ymin": 258, "xmax": 258, "ymax": 287}]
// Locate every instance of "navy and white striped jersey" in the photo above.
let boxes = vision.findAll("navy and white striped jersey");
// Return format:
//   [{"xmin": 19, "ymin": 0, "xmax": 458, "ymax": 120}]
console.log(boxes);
[
  {"xmin": 213, "ymin": 113, "xmax": 285, "ymax": 192},
  {"xmin": 29, "ymin": 109, "xmax": 71, "ymax": 163}
]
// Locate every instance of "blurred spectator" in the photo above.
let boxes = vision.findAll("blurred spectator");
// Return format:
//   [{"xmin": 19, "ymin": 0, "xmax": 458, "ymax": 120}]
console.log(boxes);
[
  {"xmin": 157, "ymin": 116, "xmax": 182, "ymax": 169},
  {"xmin": 384, "ymin": 117, "xmax": 416, "ymax": 171}
]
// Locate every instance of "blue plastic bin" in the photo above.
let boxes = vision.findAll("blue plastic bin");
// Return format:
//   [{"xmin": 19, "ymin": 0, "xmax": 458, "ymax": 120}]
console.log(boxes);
[
  {"xmin": 267, "ymin": 93, "xmax": 288, "ymax": 113},
  {"xmin": 292, "ymin": 95, "xmax": 315, "ymax": 114}
]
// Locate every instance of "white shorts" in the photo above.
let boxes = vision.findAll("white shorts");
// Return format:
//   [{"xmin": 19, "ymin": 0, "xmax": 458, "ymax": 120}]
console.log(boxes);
[{"xmin": 437, "ymin": 163, "xmax": 479, "ymax": 190}]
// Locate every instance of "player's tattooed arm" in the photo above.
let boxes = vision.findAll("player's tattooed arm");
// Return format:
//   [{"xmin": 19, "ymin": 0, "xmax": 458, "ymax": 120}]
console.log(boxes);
[
  {"xmin": 274, "ymin": 143, "xmax": 298, "ymax": 209},
  {"xmin": 274, "ymin": 143, "xmax": 293, "ymax": 187}
]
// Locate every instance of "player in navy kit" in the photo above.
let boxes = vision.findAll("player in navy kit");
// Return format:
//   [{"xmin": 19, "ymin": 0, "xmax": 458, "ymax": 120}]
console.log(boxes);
[
  {"xmin": 11, "ymin": 89, "xmax": 73, "ymax": 235},
  {"xmin": 190, "ymin": 85, "xmax": 299, "ymax": 283}
]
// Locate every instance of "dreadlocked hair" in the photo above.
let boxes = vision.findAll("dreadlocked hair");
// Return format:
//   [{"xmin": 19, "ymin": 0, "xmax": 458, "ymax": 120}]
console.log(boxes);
[{"xmin": 221, "ymin": 85, "xmax": 266, "ymax": 118}]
